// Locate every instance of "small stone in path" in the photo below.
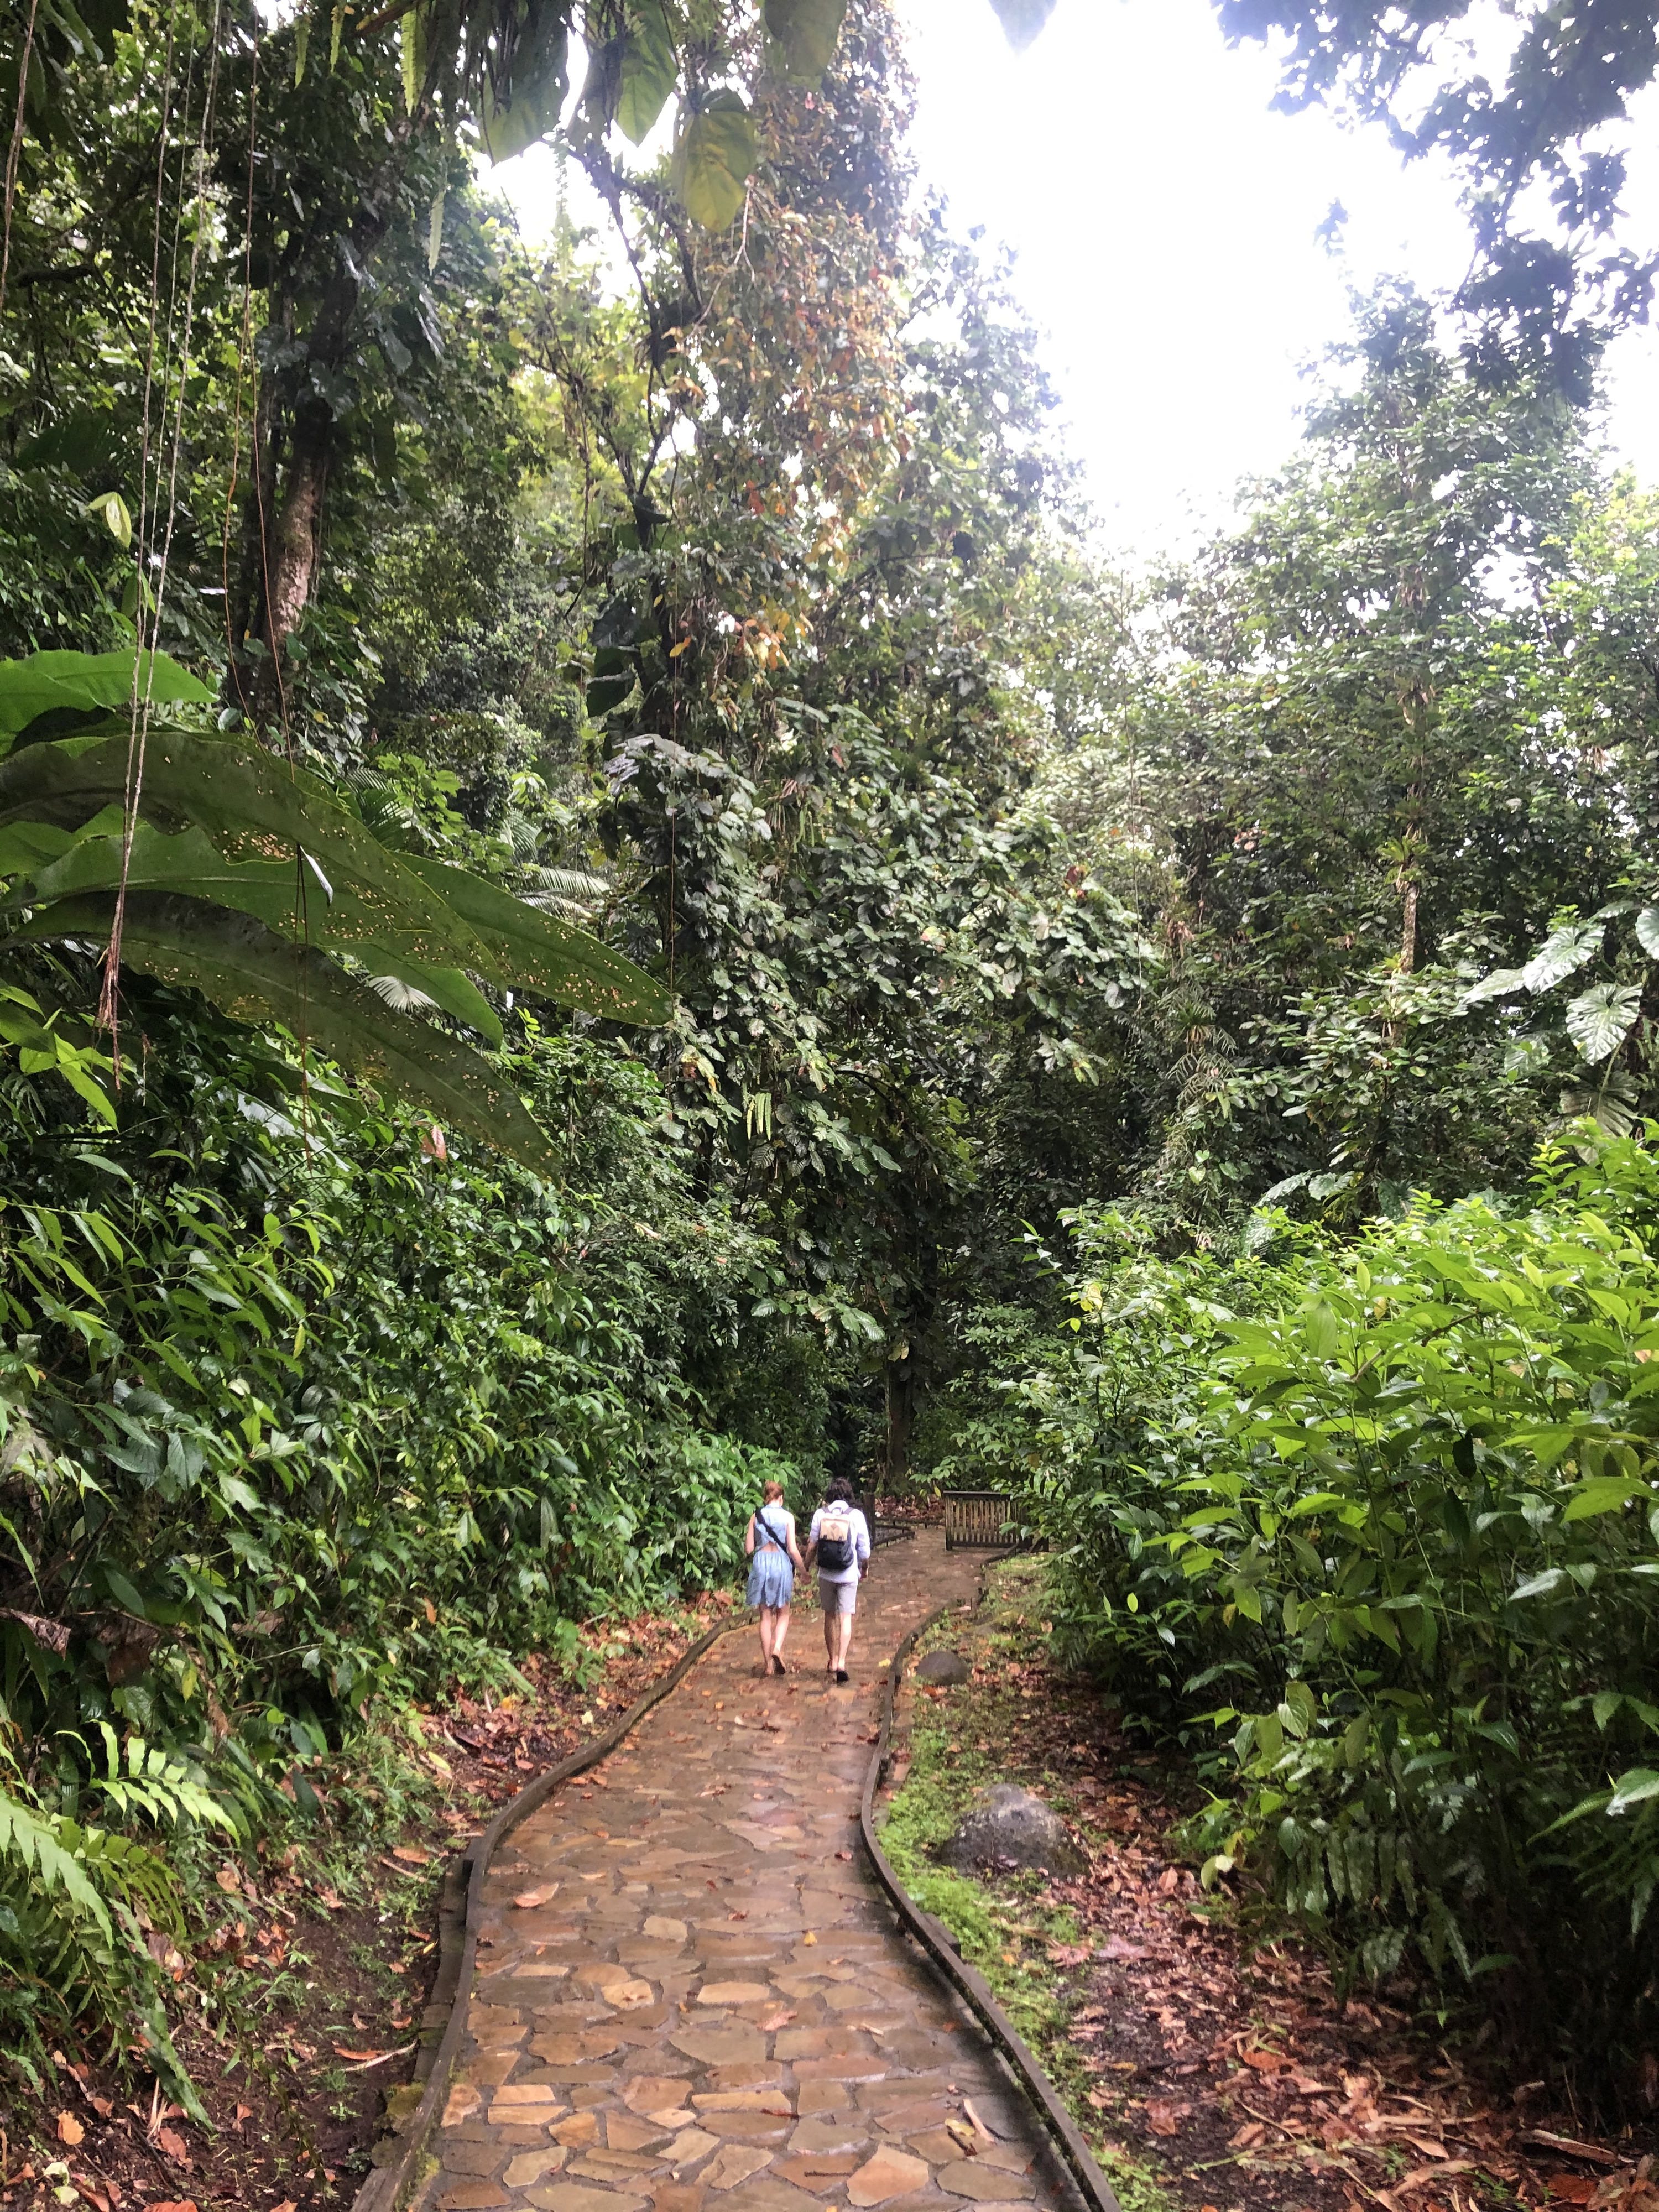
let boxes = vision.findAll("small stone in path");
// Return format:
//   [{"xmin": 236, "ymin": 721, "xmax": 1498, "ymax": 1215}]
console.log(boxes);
[
  {"xmin": 528, "ymin": 2187, "xmax": 648, "ymax": 2212},
  {"xmin": 847, "ymin": 2147, "xmax": 931, "ymax": 2205},
  {"xmin": 915, "ymin": 1651, "xmax": 970, "ymax": 1684},
  {"xmin": 505, "ymin": 2151, "xmax": 571, "ymax": 2187},
  {"xmin": 703, "ymin": 2143, "xmax": 773, "ymax": 2190},
  {"xmin": 938, "ymin": 2164, "xmax": 1036, "ymax": 2201},
  {"xmin": 666, "ymin": 2126, "xmax": 721, "ymax": 2164}
]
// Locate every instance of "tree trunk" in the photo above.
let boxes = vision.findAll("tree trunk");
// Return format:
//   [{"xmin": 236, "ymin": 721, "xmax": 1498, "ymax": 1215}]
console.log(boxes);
[
  {"xmin": 884, "ymin": 1354, "xmax": 916, "ymax": 1495},
  {"xmin": 264, "ymin": 404, "xmax": 330, "ymax": 665}
]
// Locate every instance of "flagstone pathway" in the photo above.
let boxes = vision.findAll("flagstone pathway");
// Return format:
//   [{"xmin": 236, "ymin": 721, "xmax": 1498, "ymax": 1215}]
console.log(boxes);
[{"xmin": 431, "ymin": 1528, "xmax": 1079, "ymax": 2212}]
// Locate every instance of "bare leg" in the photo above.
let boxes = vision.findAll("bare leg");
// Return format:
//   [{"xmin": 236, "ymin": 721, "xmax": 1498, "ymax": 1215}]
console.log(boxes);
[
  {"xmin": 773, "ymin": 1606, "xmax": 791, "ymax": 1660},
  {"xmin": 758, "ymin": 1609, "xmax": 776, "ymax": 1667},
  {"xmin": 834, "ymin": 1609, "xmax": 854, "ymax": 1673},
  {"xmin": 822, "ymin": 1600, "xmax": 836, "ymax": 1669}
]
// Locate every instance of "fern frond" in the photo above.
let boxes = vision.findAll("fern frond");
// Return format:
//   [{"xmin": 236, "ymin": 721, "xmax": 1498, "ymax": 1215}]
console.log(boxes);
[{"xmin": 0, "ymin": 1786, "xmax": 111, "ymax": 1938}]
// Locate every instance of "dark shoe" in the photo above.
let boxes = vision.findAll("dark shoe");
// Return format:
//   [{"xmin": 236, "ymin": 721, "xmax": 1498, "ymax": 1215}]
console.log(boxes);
[
  {"xmin": 771, "ymin": 1654, "xmax": 786, "ymax": 1676},
  {"xmin": 835, "ymin": 1668, "xmax": 849, "ymax": 1684}
]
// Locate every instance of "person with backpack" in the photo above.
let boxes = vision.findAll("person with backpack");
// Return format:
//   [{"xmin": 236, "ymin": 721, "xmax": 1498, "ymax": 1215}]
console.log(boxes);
[
  {"xmin": 805, "ymin": 1475, "xmax": 872, "ymax": 1684},
  {"xmin": 744, "ymin": 1479, "xmax": 805, "ymax": 1676}
]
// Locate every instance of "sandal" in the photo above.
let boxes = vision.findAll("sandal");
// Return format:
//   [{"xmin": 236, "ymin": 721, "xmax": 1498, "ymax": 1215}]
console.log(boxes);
[{"xmin": 771, "ymin": 1654, "xmax": 787, "ymax": 1676}]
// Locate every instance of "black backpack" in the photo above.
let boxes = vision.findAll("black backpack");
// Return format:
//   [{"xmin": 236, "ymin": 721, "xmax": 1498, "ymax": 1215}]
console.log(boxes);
[{"xmin": 816, "ymin": 1505, "xmax": 854, "ymax": 1572}]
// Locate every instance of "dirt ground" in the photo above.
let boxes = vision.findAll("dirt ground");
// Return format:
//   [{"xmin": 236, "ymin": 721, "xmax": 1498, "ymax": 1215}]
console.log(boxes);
[{"xmin": 883, "ymin": 1554, "xmax": 1658, "ymax": 2212}]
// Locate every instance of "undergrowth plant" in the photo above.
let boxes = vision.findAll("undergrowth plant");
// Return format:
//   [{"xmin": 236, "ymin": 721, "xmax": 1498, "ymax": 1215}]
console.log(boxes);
[{"xmin": 1015, "ymin": 1128, "xmax": 1659, "ymax": 2111}]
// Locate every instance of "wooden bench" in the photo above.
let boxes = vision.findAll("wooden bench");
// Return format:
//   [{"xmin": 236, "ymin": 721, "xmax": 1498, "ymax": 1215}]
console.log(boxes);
[{"xmin": 941, "ymin": 1488, "xmax": 1013, "ymax": 1551}]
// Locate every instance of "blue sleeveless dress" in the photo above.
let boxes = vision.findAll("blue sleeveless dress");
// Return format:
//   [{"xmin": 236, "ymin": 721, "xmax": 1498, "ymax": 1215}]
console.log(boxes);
[{"xmin": 746, "ymin": 1504, "xmax": 794, "ymax": 1610}]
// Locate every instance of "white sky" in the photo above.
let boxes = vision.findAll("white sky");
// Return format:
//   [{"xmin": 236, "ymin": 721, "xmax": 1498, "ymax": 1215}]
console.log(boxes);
[{"xmin": 499, "ymin": 0, "xmax": 1659, "ymax": 560}]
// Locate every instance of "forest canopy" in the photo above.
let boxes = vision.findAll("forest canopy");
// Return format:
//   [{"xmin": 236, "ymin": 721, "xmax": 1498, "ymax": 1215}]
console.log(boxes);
[{"xmin": 4, "ymin": 0, "xmax": 1659, "ymax": 2137}]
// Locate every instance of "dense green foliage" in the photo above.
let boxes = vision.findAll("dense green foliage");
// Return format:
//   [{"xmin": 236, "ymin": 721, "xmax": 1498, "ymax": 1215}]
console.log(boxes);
[
  {"xmin": 6, "ymin": 0, "xmax": 1659, "ymax": 2126},
  {"xmin": 1009, "ymin": 1141, "xmax": 1659, "ymax": 2102}
]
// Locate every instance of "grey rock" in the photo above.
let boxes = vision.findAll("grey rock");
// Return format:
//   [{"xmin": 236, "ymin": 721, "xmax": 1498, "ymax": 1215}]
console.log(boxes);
[
  {"xmin": 939, "ymin": 1784, "xmax": 1084, "ymax": 1876},
  {"xmin": 915, "ymin": 1649, "xmax": 971, "ymax": 1685}
]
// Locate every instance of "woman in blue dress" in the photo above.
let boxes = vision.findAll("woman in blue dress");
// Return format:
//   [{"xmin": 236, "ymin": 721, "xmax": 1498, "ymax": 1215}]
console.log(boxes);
[{"xmin": 745, "ymin": 1479, "xmax": 805, "ymax": 1676}]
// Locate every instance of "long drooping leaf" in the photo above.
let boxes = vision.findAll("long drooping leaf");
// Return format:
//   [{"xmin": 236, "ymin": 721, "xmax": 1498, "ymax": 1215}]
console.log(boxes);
[
  {"xmin": 15, "ymin": 894, "xmax": 556, "ymax": 1172},
  {"xmin": 0, "ymin": 649, "xmax": 213, "ymax": 742},
  {"xmin": 13, "ymin": 819, "xmax": 461, "ymax": 966},
  {"xmin": 16, "ymin": 826, "xmax": 507, "ymax": 1044},
  {"xmin": 359, "ymin": 954, "xmax": 505, "ymax": 1046},
  {"xmin": 987, "ymin": 0, "xmax": 1057, "ymax": 48},
  {"xmin": 478, "ymin": 8, "xmax": 569, "ymax": 162},
  {"xmin": 405, "ymin": 855, "xmax": 670, "ymax": 1023},
  {"xmin": 617, "ymin": 0, "xmax": 676, "ymax": 142},
  {"xmin": 0, "ymin": 736, "xmax": 491, "ymax": 969}
]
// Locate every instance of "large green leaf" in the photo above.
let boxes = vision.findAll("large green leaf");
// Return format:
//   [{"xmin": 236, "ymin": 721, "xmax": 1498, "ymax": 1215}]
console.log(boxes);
[
  {"xmin": 405, "ymin": 856, "xmax": 670, "ymax": 1024},
  {"xmin": 0, "ymin": 649, "xmax": 212, "ymax": 741},
  {"xmin": 617, "ymin": 0, "xmax": 676, "ymax": 143},
  {"xmin": 1564, "ymin": 980, "xmax": 1642, "ymax": 1065},
  {"xmin": 1463, "ymin": 965, "xmax": 1525, "ymax": 1006},
  {"xmin": 479, "ymin": 9, "xmax": 569, "ymax": 163},
  {"xmin": 14, "ymin": 893, "xmax": 555, "ymax": 1173},
  {"xmin": 14, "ymin": 817, "xmax": 448, "ymax": 962},
  {"xmin": 0, "ymin": 736, "xmax": 490, "ymax": 969},
  {"xmin": 764, "ymin": 0, "xmax": 846, "ymax": 77},
  {"xmin": 1521, "ymin": 922, "xmax": 1603, "ymax": 993},
  {"xmin": 14, "ymin": 824, "xmax": 506, "ymax": 1044},
  {"xmin": 672, "ymin": 94, "xmax": 756, "ymax": 231}
]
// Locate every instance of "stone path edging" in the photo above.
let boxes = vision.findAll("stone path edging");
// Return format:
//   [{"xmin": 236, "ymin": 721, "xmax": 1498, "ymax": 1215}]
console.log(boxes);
[
  {"xmin": 352, "ymin": 1616, "xmax": 744, "ymax": 2212},
  {"xmin": 858, "ymin": 1611, "xmax": 1121, "ymax": 2212}
]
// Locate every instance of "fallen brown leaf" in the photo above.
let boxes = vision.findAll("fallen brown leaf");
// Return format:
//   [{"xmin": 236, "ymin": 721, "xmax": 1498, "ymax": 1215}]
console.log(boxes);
[
  {"xmin": 1145, "ymin": 2101, "xmax": 1185, "ymax": 2137},
  {"xmin": 1392, "ymin": 2161, "xmax": 1474, "ymax": 2193},
  {"xmin": 1526, "ymin": 2136, "xmax": 1623, "ymax": 2169},
  {"xmin": 391, "ymin": 1844, "xmax": 430, "ymax": 1865},
  {"xmin": 56, "ymin": 2111, "xmax": 84, "ymax": 2147},
  {"xmin": 1097, "ymin": 1938, "xmax": 1147, "ymax": 1961},
  {"xmin": 513, "ymin": 1886, "xmax": 556, "ymax": 1908},
  {"xmin": 156, "ymin": 2126, "xmax": 190, "ymax": 2166}
]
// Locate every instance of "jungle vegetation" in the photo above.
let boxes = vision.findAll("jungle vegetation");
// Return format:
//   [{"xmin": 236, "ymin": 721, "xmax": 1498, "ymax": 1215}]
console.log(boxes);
[{"xmin": 4, "ymin": 0, "xmax": 1659, "ymax": 2123}]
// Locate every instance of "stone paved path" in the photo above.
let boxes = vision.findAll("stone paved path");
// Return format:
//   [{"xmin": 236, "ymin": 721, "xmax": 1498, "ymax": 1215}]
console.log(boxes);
[{"xmin": 432, "ymin": 1530, "xmax": 1077, "ymax": 2212}]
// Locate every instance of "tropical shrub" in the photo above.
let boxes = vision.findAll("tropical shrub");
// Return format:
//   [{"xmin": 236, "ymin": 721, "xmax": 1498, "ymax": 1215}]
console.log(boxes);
[
  {"xmin": 1014, "ymin": 1134, "xmax": 1659, "ymax": 2107},
  {"xmin": 0, "ymin": 964, "xmax": 796, "ymax": 2072}
]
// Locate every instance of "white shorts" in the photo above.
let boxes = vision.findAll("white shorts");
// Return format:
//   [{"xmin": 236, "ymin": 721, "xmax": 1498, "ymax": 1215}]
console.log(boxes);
[{"xmin": 820, "ymin": 1574, "xmax": 858, "ymax": 1616}]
